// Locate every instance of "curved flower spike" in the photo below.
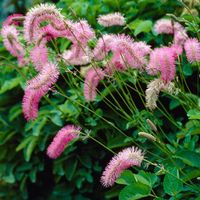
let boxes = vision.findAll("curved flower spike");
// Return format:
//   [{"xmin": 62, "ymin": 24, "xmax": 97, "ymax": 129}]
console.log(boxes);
[
  {"xmin": 97, "ymin": 12, "xmax": 125, "ymax": 27},
  {"xmin": 101, "ymin": 146, "xmax": 144, "ymax": 187},
  {"xmin": 146, "ymin": 47, "xmax": 176, "ymax": 83},
  {"xmin": 1, "ymin": 25, "xmax": 27, "ymax": 66},
  {"xmin": 23, "ymin": 62, "xmax": 59, "ymax": 120},
  {"xmin": 47, "ymin": 125, "xmax": 81, "ymax": 159},
  {"xmin": 84, "ymin": 68, "xmax": 105, "ymax": 101},
  {"xmin": 3, "ymin": 14, "xmax": 24, "ymax": 27},
  {"xmin": 30, "ymin": 45, "xmax": 48, "ymax": 71},
  {"xmin": 24, "ymin": 3, "xmax": 66, "ymax": 43},
  {"xmin": 62, "ymin": 20, "xmax": 95, "ymax": 65},
  {"xmin": 184, "ymin": 38, "xmax": 200, "ymax": 63}
]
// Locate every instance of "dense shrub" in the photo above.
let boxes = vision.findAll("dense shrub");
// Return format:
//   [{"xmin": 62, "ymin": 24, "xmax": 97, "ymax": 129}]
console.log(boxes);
[{"xmin": 0, "ymin": 0, "xmax": 200, "ymax": 199}]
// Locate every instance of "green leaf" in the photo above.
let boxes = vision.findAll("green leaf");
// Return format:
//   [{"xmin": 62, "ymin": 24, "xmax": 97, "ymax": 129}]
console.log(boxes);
[
  {"xmin": 173, "ymin": 150, "xmax": 200, "ymax": 167},
  {"xmin": 137, "ymin": 171, "xmax": 158, "ymax": 187},
  {"xmin": 119, "ymin": 182, "xmax": 151, "ymax": 200},
  {"xmin": 183, "ymin": 63, "xmax": 193, "ymax": 76},
  {"xmin": 0, "ymin": 131, "xmax": 16, "ymax": 145},
  {"xmin": 8, "ymin": 104, "xmax": 22, "ymax": 122},
  {"xmin": 183, "ymin": 169, "xmax": 200, "ymax": 182},
  {"xmin": 79, "ymin": 154, "xmax": 92, "ymax": 169},
  {"xmin": 50, "ymin": 114, "xmax": 63, "ymax": 127},
  {"xmin": 134, "ymin": 20, "xmax": 153, "ymax": 36},
  {"xmin": 116, "ymin": 170, "xmax": 135, "ymax": 185},
  {"xmin": 65, "ymin": 158, "xmax": 78, "ymax": 181},
  {"xmin": 32, "ymin": 117, "xmax": 47, "ymax": 136},
  {"xmin": 187, "ymin": 109, "xmax": 200, "ymax": 120},
  {"xmin": 169, "ymin": 99, "xmax": 180, "ymax": 110},
  {"xmin": 24, "ymin": 137, "xmax": 38, "ymax": 162},
  {"xmin": 0, "ymin": 77, "xmax": 21, "ymax": 94},
  {"xmin": 163, "ymin": 169, "xmax": 183, "ymax": 196},
  {"xmin": 128, "ymin": 19, "xmax": 142, "ymax": 30},
  {"xmin": 16, "ymin": 136, "xmax": 33, "ymax": 152}
]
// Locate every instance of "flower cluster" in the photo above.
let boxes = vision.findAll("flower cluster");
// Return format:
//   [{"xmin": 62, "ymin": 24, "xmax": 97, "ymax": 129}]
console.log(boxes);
[{"xmin": 1, "ymin": 3, "xmax": 200, "ymax": 190}]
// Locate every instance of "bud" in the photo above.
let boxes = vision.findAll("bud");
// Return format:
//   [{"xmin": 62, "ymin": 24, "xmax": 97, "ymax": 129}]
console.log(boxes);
[{"xmin": 138, "ymin": 132, "xmax": 156, "ymax": 142}]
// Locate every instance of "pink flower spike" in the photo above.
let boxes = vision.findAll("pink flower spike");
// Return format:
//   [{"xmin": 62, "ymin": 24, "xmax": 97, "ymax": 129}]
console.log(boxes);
[
  {"xmin": 132, "ymin": 41, "xmax": 152, "ymax": 56},
  {"xmin": 101, "ymin": 146, "xmax": 144, "ymax": 187},
  {"xmin": 3, "ymin": 14, "xmax": 23, "ymax": 27},
  {"xmin": 27, "ymin": 62, "xmax": 60, "ymax": 93},
  {"xmin": 93, "ymin": 34, "xmax": 115, "ymax": 61},
  {"xmin": 22, "ymin": 89, "xmax": 43, "ymax": 121},
  {"xmin": 23, "ymin": 62, "xmax": 59, "ymax": 121},
  {"xmin": 30, "ymin": 45, "xmax": 48, "ymax": 71},
  {"xmin": 154, "ymin": 19, "xmax": 174, "ymax": 34},
  {"xmin": 84, "ymin": 68, "xmax": 105, "ymax": 101},
  {"xmin": 173, "ymin": 29, "xmax": 188, "ymax": 46},
  {"xmin": 24, "ymin": 3, "xmax": 65, "ymax": 43},
  {"xmin": 47, "ymin": 125, "xmax": 81, "ymax": 159},
  {"xmin": 97, "ymin": 12, "xmax": 125, "ymax": 27},
  {"xmin": 69, "ymin": 20, "xmax": 95, "ymax": 45},
  {"xmin": 184, "ymin": 38, "xmax": 200, "ymax": 63},
  {"xmin": 1, "ymin": 25, "xmax": 26, "ymax": 66},
  {"xmin": 170, "ymin": 44, "xmax": 183, "ymax": 58},
  {"xmin": 63, "ymin": 45, "xmax": 92, "ymax": 66},
  {"xmin": 146, "ymin": 47, "xmax": 176, "ymax": 83}
]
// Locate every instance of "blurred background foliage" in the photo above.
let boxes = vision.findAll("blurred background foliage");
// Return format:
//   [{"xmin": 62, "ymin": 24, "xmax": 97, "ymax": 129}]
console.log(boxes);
[{"xmin": 0, "ymin": 0, "xmax": 200, "ymax": 200}]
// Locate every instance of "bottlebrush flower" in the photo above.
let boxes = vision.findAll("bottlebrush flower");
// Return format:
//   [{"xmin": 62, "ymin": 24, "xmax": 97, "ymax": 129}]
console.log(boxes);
[
  {"xmin": 184, "ymin": 38, "xmax": 200, "ymax": 63},
  {"xmin": 63, "ymin": 45, "xmax": 92, "ymax": 66},
  {"xmin": 112, "ymin": 34, "xmax": 148, "ymax": 69},
  {"xmin": 154, "ymin": 19, "xmax": 174, "ymax": 34},
  {"xmin": 3, "ymin": 14, "xmax": 24, "ymax": 27},
  {"xmin": 170, "ymin": 44, "xmax": 183, "ymax": 58},
  {"xmin": 132, "ymin": 41, "xmax": 151, "ymax": 56},
  {"xmin": 173, "ymin": 28, "xmax": 188, "ymax": 46},
  {"xmin": 145, "ymin": 78, "xmax": 165, "ymax": 110},
  {"xmin": 97, "ymin": 12, "xmax": 125, "ymax": 27},
  {"xmin": 101, "ymin": 146, "xmax": 144, "ymax": 187},
  {"xmin": 47, "ymin": 125, "xmax": 81, "ymax": 159},
  {"xmin": 154, "ymin": 19, "xmax": 184, "ymax": 35},
  {"xmin": 1, "ymin": 25, "xmax": 26, "ymax": 66},
  {"xmin": 23, "ymin": 62, "xmax": 59, "ymax": 120},
  {"xmin": 27, "ymin": 62, "xmax": 59, "ymax": 93},
  {"xmin": 24, "ymin": 3, "xmax": 66, "ymax": 43},
  {"xmin": 93, "ymin": 34, "xmax": 115, "ymax": 61},
  {"xmin": 146, "ymin": 47, "xmax": 176, "ymax": 83},
  {"xmin": 154, "ymin": 18, "xmax": 188, "ymax": 46},
  {"xmin": 30, "ymin": 45, "xmax": 48, "ymax": 71},
  {"xmin": 68, "ymin": 20, "xmax": 95, "ymax": 45},
  {"xmin": 62, "ymin": 20, "xmax": 94, "ymax": 66},
  {"xmin": 94, "ymin": 34, "xmax": 147, "ymax": 73},
  {"xmin": 22, "ymin": 89, "xmax": 43, "ymax": 120},
  {"xmin": 145, "ymin": 78, "xmax": 178, "ymax": 110},
  {"xmin": 84, "ymin": 68, "xmax": 105, "ymax": 101}
]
